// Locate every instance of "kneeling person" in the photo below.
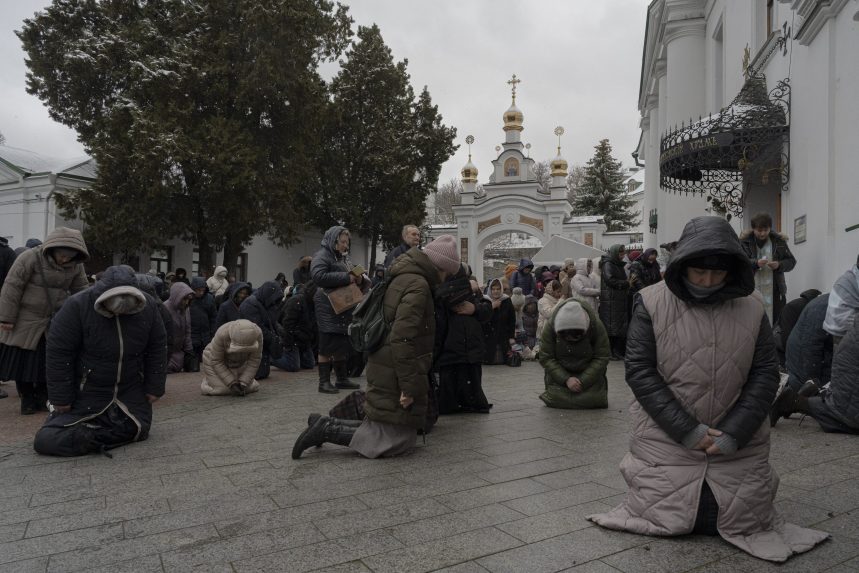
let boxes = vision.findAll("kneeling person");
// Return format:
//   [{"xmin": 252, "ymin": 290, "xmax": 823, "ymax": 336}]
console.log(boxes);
[
  {"xmin": 34, "ymin": 266, "xmax": 167, "ymax": 457},
  {"xmin": 201, "ymin": 319, "xmax": 263, "ymax": 396},
  {"xmin": 537, "ymin": 299, "xmax": 610, "ymax": 409}
]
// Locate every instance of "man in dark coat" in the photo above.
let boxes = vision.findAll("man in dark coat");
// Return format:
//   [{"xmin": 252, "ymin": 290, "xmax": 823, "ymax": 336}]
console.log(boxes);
[
  {"xmin": 599, "ymin": 244, "xmax": 630, "ymax": 360},
  {"xmin": 0, "ymin": 236, "xmax": 15, "ymax": 291},
  {"xmin": 773, "ymin": 289, "xmax": 822, "ymax": 366},
  {"xmin": 509, "ymin": 258, "xmax": 537, "ymax": 296},
  {"xmin": 239, "ymin": 281, "xmax": 284, "ymax": 380},
  {"xmin": 739, "ymin": 212, "xmax": 797, "ymax": 326},
  {"xmin": 33, "ymin": 266, "xmax": 167, "ymax": 456},
  {"xmin": 273, "ymin": 282, "xmax": 317, "ymax": 372},
  {"xmin": 293, "ymin": 235, "xmax": 460, "ymax": 459},
  {"xmin": 383, "ymin": 224, "xmax": 421, "ymax": 268},
  {"xmin": 189, "ymin": 277, "xmax": 217, "ymax": 363},
  {"xmin": 215, "ymin": 281, "xmax": 251, "ymax": 329},
  {"xmin": 773, "ymin": 309, "xmax": 859, "ymax": 434}
]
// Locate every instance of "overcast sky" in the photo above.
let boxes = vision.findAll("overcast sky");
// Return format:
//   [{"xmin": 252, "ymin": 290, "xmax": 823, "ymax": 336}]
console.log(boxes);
[{"xmin": 1, "ymin": 0, "xmax": 649, "ymax": 183}]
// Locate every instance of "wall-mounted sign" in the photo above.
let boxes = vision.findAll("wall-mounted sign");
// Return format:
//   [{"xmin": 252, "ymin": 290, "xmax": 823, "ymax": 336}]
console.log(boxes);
[{"xmin": 794, "ymin": 215, "xmax": 807, "ymax": 244}]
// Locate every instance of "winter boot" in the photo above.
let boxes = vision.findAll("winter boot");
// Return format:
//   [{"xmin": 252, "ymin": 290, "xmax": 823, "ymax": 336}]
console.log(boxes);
[
  {"xmin": 770, "ymin": 386, "xmax": 811, "ymax": 427},
  {"xmin": 307, "ymin": 413, "xmax": 361, "ymax": 428},
  {"xmin": 317, "ymin": 363, "xmax": 339, "ymax": 394},
  {"xmin": 333, "ymin": 361, "xmax": 359, "ymax": 390},
  {"xmin": 20, "ymin": 395, "xmax": 36, "ymax": 416},
  {"xmin": 291, "ymin": 416, "xmax": 358, "ymax": 459}
]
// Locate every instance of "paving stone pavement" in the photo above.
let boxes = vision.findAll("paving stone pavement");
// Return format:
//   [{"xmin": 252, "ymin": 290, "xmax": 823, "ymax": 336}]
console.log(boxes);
[{"xmin": 1, "ymin": 361, "xmax": 857, "ymax": 572}]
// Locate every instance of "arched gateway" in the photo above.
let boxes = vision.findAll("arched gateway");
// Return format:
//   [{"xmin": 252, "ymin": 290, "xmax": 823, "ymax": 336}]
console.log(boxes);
[{"xmin": 426, "ymin": 76, "xmax": 606, "ymax": 285}]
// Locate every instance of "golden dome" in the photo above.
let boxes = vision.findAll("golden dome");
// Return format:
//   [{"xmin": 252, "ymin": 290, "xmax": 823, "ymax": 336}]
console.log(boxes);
[
  {"xmin": 502, "ymin": 102, "xmax": 524, "ymax": 132},
  {"xmin": 461, "ymin": 154, "xmax": 478, "ymax": 183},
  {"xmin": 550, "ymin": 149, "xmax": 568, "ymax": 177}
]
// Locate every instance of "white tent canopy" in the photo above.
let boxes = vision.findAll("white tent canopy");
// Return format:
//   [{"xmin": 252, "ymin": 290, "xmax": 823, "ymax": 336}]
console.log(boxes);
[{"xmin": 531, "ymin": 235, "xmax": 604, "ymax": 266}]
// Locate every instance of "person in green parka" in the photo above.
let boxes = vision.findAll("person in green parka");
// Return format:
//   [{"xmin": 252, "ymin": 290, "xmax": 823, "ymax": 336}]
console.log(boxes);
[{"xmin": 538, "ymin": 298, "xmax": 610, "ymax": 409}]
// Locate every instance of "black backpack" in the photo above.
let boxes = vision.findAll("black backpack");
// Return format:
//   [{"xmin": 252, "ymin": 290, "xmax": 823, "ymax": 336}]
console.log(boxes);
[{"xmin": 348, "ymin": 278, "xmax": 391, "ymax": 354}]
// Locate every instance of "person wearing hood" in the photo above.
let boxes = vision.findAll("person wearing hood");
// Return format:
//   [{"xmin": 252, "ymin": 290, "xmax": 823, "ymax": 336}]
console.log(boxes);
[
  {"xmin": 293, "ymin": 256, "xmax": 312, "ymax": 287},
  {"xmin": 627, "ymin": 248, "xmax": 662, "ymax": 293},
  {"xmin": 599, "ymin": 244, "xmax": 630, "ymax": 360},
  {"xmin": 538, "ymin": 299, "xmax": 610, "ymax": 409},
  {"xmin": 273, "ymin": 282, "xmax": 317, "ymax": 372},
  {"xmin": 537, "ymin": 280, "xmax": 562, "ymax": 340},
  {"xmin": 482, "ymin": 278, "xmax": 516, "ymax": 364},
  {"xmin": 371, "ymin": 264, "xmax": 386, "ymax": 288},
  {"xmin": 207, "ymin": 265, "xmax": 229, "ymax": 301},
  {"xmin": 433, "ymin": 264, "xmax": 493, "ymax": 415},
  {"xmin": 521, "ymin": 295, "xmax": 540, "ymax": 353},
  {"xmin": 292, "ymin": 235, "xmax": 460, "ymax": 460},
  {"xmin": 739, "ymin": 212, "xmax": 797, "ymax": 325},
  {"xmin": 215, "ymin": 281, "xmax": 252, "ymax": 329},
  {"xmin": 201, "ymin": 319, "xmax": 263, "ymax": 396},
  {"xmin": 239, "ymin": 280, "xmax": 284, "ymax": 380},
  {"xmin": 311, "ymin": 226, "xmax": 366, "ymax": 393},
  {"xmin": 823, "ymin": 254, "xmax": 859, "ymax": 344},
  {"xmin": 135, "ymin": 273, "xmax": 173, "ymax": 359},
  {"xmin": 589, "ymin": 216, "xmax": 828, "ymax": 563},
  {"xmin": 773, "ymin": 288, "xmax": 822, "ymax": 366},
  {"xmin": 172, "ymin": 267, "xmax": 191, "ymax": 286},
  {"xmin": 13, "ymin": 239, "xmax": 42, "ymax": 258},
  {"xmin": 0, "ymin": 227, "xmax": 89, "ymax": 414},
  {"xmin": 165, "ymin": 282, "xmax": 195, "ymax": 373},
  {"xmin": 190, "ymin": 277, "xmax": 217, "ymax": 365},
  {"xmin": 383, "ymin": 224, "xmax": 421, "ymax": 269},
  {"xmin": 509, "ymin": 258, "xmax": 537, "ymax": 296},
  {"xmin": 558, "ymin": 258, "xmax": 576, "ymax": 288},
  {"xmin": 33, "ymin": 265, "xmax": 167, "ymax": 457},
  {"xmin": 568, "ymin": 258, "xmax": 600, "ymax": 312}
]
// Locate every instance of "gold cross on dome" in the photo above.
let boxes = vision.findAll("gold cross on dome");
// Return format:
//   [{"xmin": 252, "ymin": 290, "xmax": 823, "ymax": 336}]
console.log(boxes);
[{"xmin": 507, "ymin": 74, "xmax": 521, "ymax": 102}]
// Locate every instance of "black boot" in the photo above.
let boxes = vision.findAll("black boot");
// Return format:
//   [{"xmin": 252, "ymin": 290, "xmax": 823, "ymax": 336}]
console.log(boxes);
[
  {"xmin": 771, "ymin": 386, "xmax": 810, "ymax": 427},
  {"xmin": 20, "ymin": 395, "xmax": 36, "ymax": 415},
  {"xmin": 317, "ymin": 363, "xmax": 339, "ymax": 394},
  {"xmin": 333, "ymin": 361, "xmax": 359, "ymax": 390},
  {"xmin": 291, "ymin": 417, "xmax": 358, "ymax": 459},
  {"xmin": 307, "ymin": 413, "xmax": 361, "ymax": 427}
]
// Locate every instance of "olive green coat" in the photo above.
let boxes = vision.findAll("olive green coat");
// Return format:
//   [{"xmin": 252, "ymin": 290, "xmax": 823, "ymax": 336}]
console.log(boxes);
[
  {"xmin": 364, "ymin": 248, "xmax": 440, "ymax": 429},
  {"xmin": 0, "ymin": 227, "xmax": 89, "ymax": 350},
  {"xmin": 538, "ymin": 298, "xmax": 610, "ymax": 409}
]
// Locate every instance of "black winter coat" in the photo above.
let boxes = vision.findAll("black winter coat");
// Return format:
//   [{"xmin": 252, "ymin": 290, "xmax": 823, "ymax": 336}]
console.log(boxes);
[
  {"xmin": 434, "ymin": 293, "xmax": 492, "ymax": 368},
  {"xmin": 627, "ymin": 260, "xmax": 661, "ymax": 293},
  {"xmin": 312, "ymin": 226, "xmax": 354, "ymax": 335},
  {"xmin": 739, "ymin": 230, "xmax": 797, "ymax": 324},
  {"xmin": 42, "ymin": 266, "xmax": 167, "ymax": 438},
  {"xmin": 215, "ymin": 281, "xmax": 250, "ymax": 329},
  {"xmin": 189, "ymin": 278, "xmax": 216, "ymax": 349},
  {"xmin": 0, "ymin": 242, "xmax": 15, "ymax": 291},
  {"xmin": 280, "ymin": 288, "xmax": 317, "ymax": 349},
  {"xmin": 383, "ymin": 242, "xmax": 410, "ymax": 269},
  {"xmin": 483, "ymin": 296, "xmax": 516, "ymax": 364},
  {"xmin": 240, "ymin": 281, "xmax": 284, "ymax": 355},
  {"xmin": 785, "ymin": 294, "xmax": 833, "ymax": 389},
  {"xmin": 625, "ymin": 216, "xmax": 777, "ymax": 449},
  {"xmin": 599, "ymin": 255, "xmax": 630, "ymax": 337}
]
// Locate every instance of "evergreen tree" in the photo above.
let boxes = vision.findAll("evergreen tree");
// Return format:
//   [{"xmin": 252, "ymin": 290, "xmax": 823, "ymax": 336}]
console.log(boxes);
[
  {"xmin": 18, "ymin": 0, "xmax": 351, "ymax": 274},
  {"xmin": 573, "ymin": 139, "xmax": 639, "ymax": 231},
  {"xmin": 313, "ymin": 25, "xmax": 456, "ymax": 267}
]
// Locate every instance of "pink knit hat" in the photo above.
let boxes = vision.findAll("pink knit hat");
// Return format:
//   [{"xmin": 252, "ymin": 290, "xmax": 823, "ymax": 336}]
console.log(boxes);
[{"xmin": 424, "ymin": 235, "xmax": 461, "ymax": 274}]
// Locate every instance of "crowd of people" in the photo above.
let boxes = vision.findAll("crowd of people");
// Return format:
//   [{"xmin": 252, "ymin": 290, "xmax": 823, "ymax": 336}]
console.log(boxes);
[{"xmin": 1, "ymin": 212, "xmax": 857, "ymax": 564}]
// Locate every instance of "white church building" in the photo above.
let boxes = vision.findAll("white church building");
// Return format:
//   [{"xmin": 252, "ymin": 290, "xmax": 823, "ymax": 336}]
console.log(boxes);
[{"xmin": 636, "ymin": 0, "xmax": 859, "ymax": 295}]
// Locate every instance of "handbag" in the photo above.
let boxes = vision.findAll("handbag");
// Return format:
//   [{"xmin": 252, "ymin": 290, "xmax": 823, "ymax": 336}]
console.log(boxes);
[{"xmin": 326, "ymin": 283, "xmax": 365, "ymax": 315}]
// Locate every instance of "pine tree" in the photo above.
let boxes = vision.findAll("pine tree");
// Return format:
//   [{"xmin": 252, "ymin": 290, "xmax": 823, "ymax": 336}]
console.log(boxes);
[
  {"xmin": 573, "ymin": 139, "xmax": 639, "ymax": 231},
  {"xmin": 315, "ymin": 25, "xmax": 456, "ymax": 267},
  {"xmin": 18, "ymin": 0, "xmax": 352, "ymax": 274}
]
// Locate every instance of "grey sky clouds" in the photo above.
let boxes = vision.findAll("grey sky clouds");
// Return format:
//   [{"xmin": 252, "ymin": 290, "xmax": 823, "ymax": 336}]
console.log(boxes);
[{"xmin": 1, "ymin": 0, "xmax": 649, "ymax": 184}]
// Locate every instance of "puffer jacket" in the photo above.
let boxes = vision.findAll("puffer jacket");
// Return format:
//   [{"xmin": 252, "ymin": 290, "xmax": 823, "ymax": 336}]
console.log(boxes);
[
  {"xmin": 312, "ymin": 226, "xmax": 354, "ymax": 335},
  {"xmin": 538, "ymin": 299, "xmax": 610, "ymax": 409},
  {"xmin": 240, "ymin": 281, "xmax": 284, "ymax": 355},
  {"xmin": 201, "ymin": 320, "xmax": 263, "ymax": 396},
  {"xmin": 536, "ymin": 291, "xmax": 560, "ymax": 339},
  {"xmin": 786, "ymin": 294, "xmax": 833, "ymax": 389},
  {"xmin": 598, "ymin": 247, "xmax": 629, "ymax": 337},
  {"xmin": 522, "ymin": 295, "xmax": 539, "ymax": 339},
  {"xmin": 569, "ymin": 258, "xmax": 600, "ymax": 311},
  {"xmin": 364, "ymin": 248, "xmax": 440, "ymax": 429},
  {"xmin": 41, "ymin": 265, "xmax": 166, "ymax": 440},
  {"xmin": 823, "ymin": 265, "xmax": 859, "ymax": 338},
  {"xmin": 434, "ymin": 290, "xmax": 491, "ymax": 368},
  {"xmin": 135, "ymin": 273, "xmax": 173, "ymax": 360},
  {"xmin": 589, "ymin": 216, "xmax": 828, "ymax": 562},
  {"xmin": 279, "ymin": 284, "xmax": 317, "ymax": 350},
  {"xmin": 206, "ymin": 266, "xmax": 229, "ymax": 299},
  {"xmin": 825, "ymin": 315, "xmax": 859, "ymax": 426},
  {"xmin": 165, "ymin": 282, "xmax": 194, "ymax": 371},
  {"xmin": 509, "ymin": 258, "xmax": 536, "ymax": 296},
  {"xmin": 189, "ymin": 277, "xmax": 217, "ymax": 349},
  {"xmin": 215, "ymin": 281, "xmax": 251, "ymax": 329},
  {"xmin": 739, "ymin": 229, "xmax": 797, "ymax": 324},
  {"xmin": 0, "ymin": 227, "xmax": 89, "ymax": 350}
]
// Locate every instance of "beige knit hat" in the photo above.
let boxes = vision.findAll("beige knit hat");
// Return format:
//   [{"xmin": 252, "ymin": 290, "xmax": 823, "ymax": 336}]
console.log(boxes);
[
  {"xmin": 554, "ymin": 300, "xmax": 590, "ymax": 333},
  {"xmin": 424, "ymin": 235, "xmax": 461, "ymax": 274}
]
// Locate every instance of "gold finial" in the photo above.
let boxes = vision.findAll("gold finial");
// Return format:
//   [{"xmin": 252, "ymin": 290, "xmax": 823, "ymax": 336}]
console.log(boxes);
[
  {"xmin": 465, "ymin": 135, "xmax": 474, "ymax": 159},
  {"xmin": 554, "ymin": 126, "xmax": 565, "ymax": 154},
  {"xmin": 507, "ymin": 74, "xmax": 521, "ymax": 103},
  {"xmin": 742, "ymin": 44, "xmax": 751, "ymax": 79}
]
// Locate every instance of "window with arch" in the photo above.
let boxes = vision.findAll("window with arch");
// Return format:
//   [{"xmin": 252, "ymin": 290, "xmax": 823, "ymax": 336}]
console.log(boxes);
[{"xmin": 503, "ymin": 157, "xmax": 520, "ymax": 177}]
